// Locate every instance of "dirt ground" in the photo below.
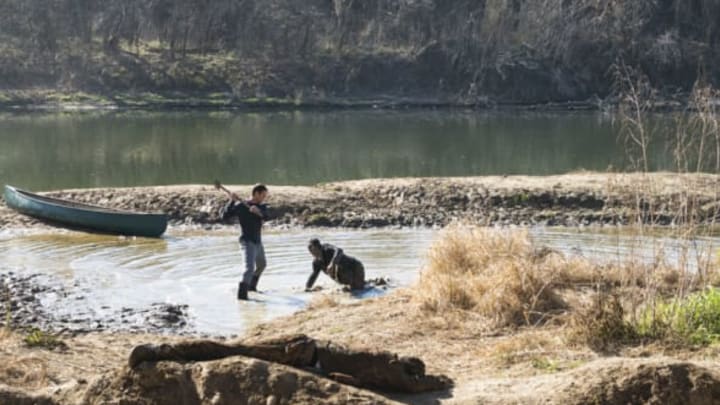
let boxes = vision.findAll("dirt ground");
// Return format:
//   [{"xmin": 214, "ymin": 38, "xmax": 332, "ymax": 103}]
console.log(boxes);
[
  {"xmin": 247, "ymin": 290, "xmax": 720, "ymax": 404},
  {"xmin": 3, "ymin": 288, "xmax": 720, "ymax": 404}
]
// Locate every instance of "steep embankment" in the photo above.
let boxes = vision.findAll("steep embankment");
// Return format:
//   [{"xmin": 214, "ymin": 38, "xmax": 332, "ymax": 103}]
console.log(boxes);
[{"xmin": 1, "ymin": 1, "xmax": 719, "ymax": 107}]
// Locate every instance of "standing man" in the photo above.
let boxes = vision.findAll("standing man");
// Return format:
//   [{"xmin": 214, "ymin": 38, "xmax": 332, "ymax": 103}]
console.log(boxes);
[
  {"xmin": 221, "ymin": 184, "xmax": 269, "ymax": 300},
  {"xmin": 306, "ymin": 238, "xmax": 365, "ymax": 291}
]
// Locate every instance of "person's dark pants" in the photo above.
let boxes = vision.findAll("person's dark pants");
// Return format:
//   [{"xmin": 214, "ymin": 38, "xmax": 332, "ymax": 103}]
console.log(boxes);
[
  {"xmin": 334, "ymin": 257, "xmax": 365, "ymax": 290},
  {"xmin": 313, "ymin": 257, "xmax": 365, "ymax": 290}
]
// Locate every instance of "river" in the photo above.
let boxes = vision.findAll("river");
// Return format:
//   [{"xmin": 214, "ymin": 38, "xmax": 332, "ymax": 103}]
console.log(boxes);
[{"xmin": 0, "ymin": 110, "xmax": 630, "ymax": 191}]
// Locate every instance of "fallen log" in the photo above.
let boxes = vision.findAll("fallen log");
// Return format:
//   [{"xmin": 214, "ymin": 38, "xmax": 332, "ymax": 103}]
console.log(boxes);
[{"xmin": 128, "ymin": 334, "xmax": 452, "ymax": 393}]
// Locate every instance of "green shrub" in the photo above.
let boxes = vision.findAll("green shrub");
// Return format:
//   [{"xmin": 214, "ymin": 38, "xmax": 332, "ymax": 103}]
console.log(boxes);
[
  {"xmin": 23, "ymin": 329, "xmax": 66, "ymax": 350},
  {"xmin": 637, "ymin": 288, "xmax": 720, "ymax": 345}
]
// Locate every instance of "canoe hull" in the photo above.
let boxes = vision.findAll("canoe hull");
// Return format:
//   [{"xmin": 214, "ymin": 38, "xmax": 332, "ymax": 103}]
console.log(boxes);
[{"xmin": 3, "ymin": 185, "xmax": 167, "ymax": 237}]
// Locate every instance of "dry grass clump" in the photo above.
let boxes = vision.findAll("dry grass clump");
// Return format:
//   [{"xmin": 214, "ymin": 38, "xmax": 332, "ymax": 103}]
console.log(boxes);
[
  {"xmin": 413, "ymin": 224, "xmax": 714, "ymax": 333},
  {"xmin": 489, "ymin": 329, "xmax": 570, "ymax": 368},
  {"xmin": 0, "ymin": 327, "xmax": 11, "ymax": 341},
  {"xmin": 414, "ymin": 225, "xmax": 569, "ymax": 327},
  {"xmin": 569, "ymin": 293, "xmax": 638, "ymax": 352},
  {"xmin": 0, "ymin": 333, "xmax": 50, "ymax": 388},
  {"xmin": 0, "ymin": 356, "xmax": 49, "ymax": 388},
  {"xmin": 585, "ymin": 260, "xmax": 700, "ymax": 293}
]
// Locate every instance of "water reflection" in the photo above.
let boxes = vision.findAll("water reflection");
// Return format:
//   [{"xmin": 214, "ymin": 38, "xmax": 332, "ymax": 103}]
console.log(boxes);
[{"xmin": 0, "ymin": 110, "xmax": 624, "ymax": 190}]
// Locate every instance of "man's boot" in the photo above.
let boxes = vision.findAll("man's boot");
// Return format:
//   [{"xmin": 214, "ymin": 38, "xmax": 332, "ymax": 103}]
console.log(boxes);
[
  {"xmin": 237, "ymin": 282, "xmax": 249, "ymax": 300},
  {"xmin": 249, "ymin": 275, "xmax": 260, "ymax": 292}
]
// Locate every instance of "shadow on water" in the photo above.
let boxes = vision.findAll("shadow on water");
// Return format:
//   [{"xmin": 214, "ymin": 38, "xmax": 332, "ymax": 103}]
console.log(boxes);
[
  {"xmin": 33, "ymin": 216, "xmax": 168, "ymax": 239},
  {"xmin": 15, "ymin": 231, "xmax": 169, "ymax": 250}
]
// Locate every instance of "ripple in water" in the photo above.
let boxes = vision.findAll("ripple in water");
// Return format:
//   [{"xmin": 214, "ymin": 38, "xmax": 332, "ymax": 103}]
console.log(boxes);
[
  {"xmin": 0, "ymin": 227, "xmax": 717, "ymax": 335},
  {"xmin": 0, "ymin": 229, "xmax": 435, "ymax": 335}
]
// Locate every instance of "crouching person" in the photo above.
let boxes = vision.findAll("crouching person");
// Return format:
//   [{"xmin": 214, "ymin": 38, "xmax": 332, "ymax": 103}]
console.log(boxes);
[{"xmin": 306, "ymin": 238, "xmax": 365, "ymax": 291}]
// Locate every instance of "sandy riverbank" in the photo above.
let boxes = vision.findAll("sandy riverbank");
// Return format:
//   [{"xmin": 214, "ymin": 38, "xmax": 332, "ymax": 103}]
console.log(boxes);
[{"xmin": 2, "ymin": 173, "xmax": 720, "ymax": 233}]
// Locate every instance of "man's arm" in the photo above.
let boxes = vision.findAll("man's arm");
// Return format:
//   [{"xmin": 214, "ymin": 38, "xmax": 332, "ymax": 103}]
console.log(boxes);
[
  {"xmin": 306, "ymin": 264, "xmax": 322, "ymax": 291},
  {"xmin": 220, "ymin": 200, "xmax": 246, "ymax": 221},
  {"xmin": 249, "ymin": 204, "xmax": 269, "ymax": 219},
  {"xmin": 260, "ymin": 204, "xmax": 270, "ymax": 220}
]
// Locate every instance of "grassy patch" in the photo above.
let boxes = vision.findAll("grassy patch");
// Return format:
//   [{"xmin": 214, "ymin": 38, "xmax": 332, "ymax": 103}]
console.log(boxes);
[
  {"xmin": 46, "ymin": 91, "xmax": 109, "ymax": 104},
  {"xmin": 512, "ymin": 193, "xmax": 530, "ymax": 205},
  {"xmin": 305, "ymin": 214, "xmax": 333, "ymax": 226},
  {"xmin": 23, "ymin": 329, "xmax": 66, "ymax": 350},
  {"xmin": 531, "ymin": 356, "xmax": 559, "ymax": 372},
  {"xmin": 572, "ymin": 288, "xmax": 720, "ymax": 350},
  {"xmin": 208, "ymin": 92, "xmax": 231, "ymax": 100},
  {"xmin": 636, "ymin": 288, "xmax": 720, "ymax": 345}
]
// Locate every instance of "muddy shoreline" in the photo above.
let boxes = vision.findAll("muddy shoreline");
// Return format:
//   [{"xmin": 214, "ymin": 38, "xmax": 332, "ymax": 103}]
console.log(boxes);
[
  {"xmin": 2, "ymin": 173, "xmax": 719, "ymax": 232},
  {"xmin": 0, "ymin": 272, "xmax": 194, "ymax": 336}
]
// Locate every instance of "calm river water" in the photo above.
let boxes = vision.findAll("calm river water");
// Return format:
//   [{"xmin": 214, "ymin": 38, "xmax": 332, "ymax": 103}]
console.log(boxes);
[{"xmin": 0, "ymin": 110, "xmax": 633, "ymax": 191}]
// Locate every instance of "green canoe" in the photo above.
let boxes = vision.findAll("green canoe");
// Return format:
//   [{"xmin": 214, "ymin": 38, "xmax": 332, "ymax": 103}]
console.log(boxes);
[{"xmin": 3, "ymin": 185, "xmax": 167, "ymax": 237}]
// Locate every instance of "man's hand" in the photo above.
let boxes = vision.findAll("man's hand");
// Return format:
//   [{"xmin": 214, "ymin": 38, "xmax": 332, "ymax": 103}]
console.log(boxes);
[{"xmin": 249, "ymin": 205, "xmax": 262, "ymax": 216}]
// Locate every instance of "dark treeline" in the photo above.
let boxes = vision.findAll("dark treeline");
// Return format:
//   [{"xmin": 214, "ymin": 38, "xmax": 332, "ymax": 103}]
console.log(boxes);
[
  {"xmin": 1, "ymin": 0, "xmax": 248, "ymax": 56},
  {"xmin": 1, "ymin": 0, "xmax": 719, "ymax": 103}
]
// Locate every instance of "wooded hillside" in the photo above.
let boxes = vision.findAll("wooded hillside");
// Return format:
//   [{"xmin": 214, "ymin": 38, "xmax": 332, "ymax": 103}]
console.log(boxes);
[{"xmin": 1, "ymin": 0, "xmax": 718, "ymax": 105}]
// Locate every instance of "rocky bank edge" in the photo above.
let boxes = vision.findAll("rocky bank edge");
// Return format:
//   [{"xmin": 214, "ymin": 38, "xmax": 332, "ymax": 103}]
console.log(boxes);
[{"xmin": 2, "ymin": 173, "xmax": 720, "ymax": 232}]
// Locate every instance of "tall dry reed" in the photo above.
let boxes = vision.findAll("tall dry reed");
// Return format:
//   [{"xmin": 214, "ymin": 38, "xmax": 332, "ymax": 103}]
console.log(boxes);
[{"xmin": 415, "ymin": 225, "xmax": 577, "ymax": 328}]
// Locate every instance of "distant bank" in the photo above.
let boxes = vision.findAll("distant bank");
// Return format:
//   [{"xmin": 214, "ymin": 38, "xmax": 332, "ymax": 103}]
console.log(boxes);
[{"xmin": 2, "ymin": 173, "xmax": 718, "ymax": 232}]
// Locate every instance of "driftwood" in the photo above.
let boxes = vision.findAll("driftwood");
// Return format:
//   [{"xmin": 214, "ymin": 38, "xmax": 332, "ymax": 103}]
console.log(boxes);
[{"xmin": 128, "ymin": 334, "xmax": 452, "ymax": 393}]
